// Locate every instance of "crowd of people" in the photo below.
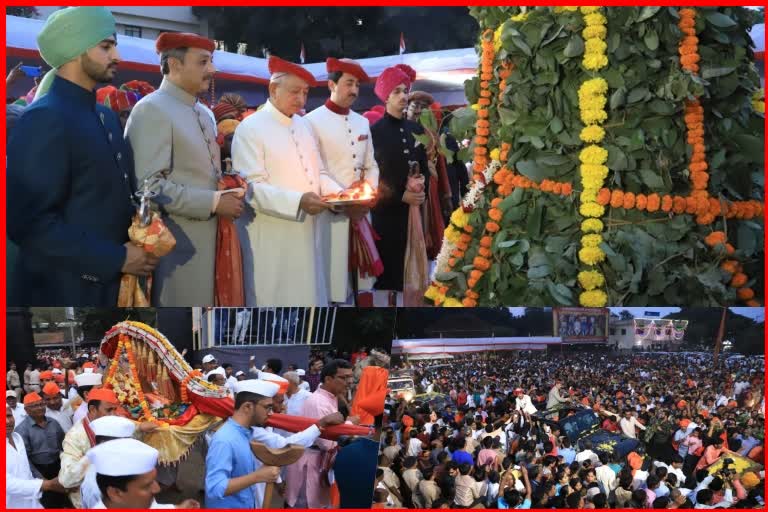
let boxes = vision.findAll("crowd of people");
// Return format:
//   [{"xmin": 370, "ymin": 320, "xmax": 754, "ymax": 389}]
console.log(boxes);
[
  {"xmin": 377, "ymin": 351, "xmax": 765, "ymax": 509},
  {"xmin": 7, "ymin": 344, "xmax": 388, "ymax": 509},
  {"xmin": 7, "ymin": 6, "xmax": 471, "ymax": 309}
]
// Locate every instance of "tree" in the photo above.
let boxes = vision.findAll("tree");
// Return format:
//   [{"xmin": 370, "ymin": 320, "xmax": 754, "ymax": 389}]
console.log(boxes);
[
  {"xmin": 6, "ymin": 7, "xmax": 39, "ymax": 18},
  {"xmin": 192, "ymin": 7, "xmax": 478, "ymax": 60},
  {"xmin": 619, "ymin": 310, "xmax": 634, "ymax": 320},
  {"xmin": 77, "ymin": 308, "xmax": 157, "ymax": 342}
]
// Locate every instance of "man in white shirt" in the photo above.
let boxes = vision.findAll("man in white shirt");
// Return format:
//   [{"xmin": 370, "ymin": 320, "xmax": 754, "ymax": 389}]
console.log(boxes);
[
  {"xmin": 619, "ymin": 409, "xmax": 646, "ymax": 439},
  {"xmin": 86, "ymin": 438, "xmax": 163, "ymax": 508},
  {"xmin": 406, "ymin": 429, "xmax": 425, "ymax": 457},
  {"xmin": 283, "ymin": 371, "xmax": 311, "ymax": 416},
  {"xmin": 305, "ymin": 57, "xmax": 379, "ymax": 305},
  {"xmin": 6, "ymin": 390, "xmax": 27, "ymax": 426},
  {"xmin": 575, "ymin": 440, "xmax": 600, "ymax": 466},
  {"xmin": 6, "ymin": 405, "xmax": 66, "ymax": 509},
  {"xmin": 42, "ymin": 382, "xmax": 74, "ymax": 433},
  {"xmin": 232, "ymin": 56, "xmax": 343, "ymax": 306},
  {"xmin": 654, "ymin": 455, "xmax": 686, "ymax": 486}
]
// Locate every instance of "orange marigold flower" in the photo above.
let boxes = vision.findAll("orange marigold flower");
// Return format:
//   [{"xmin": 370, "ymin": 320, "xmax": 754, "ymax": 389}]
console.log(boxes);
[
  {"xmin": 478, "ymin": 109, "xmax": 489, "ymax": 118},
  {"xmin": 745, "ymin": 300, "xmax": 761, "ymax": 307},
  {"xmin": 737, "ymin": 288, "xmax": 755, "ymax": 300},
  {"xmin": 478, "ymin": 98, "xmax": 491, "ymax": 106},
  {"xmin": 478, "ymin": 247, "xmax": 492, "ymax": 258},
  {"xmin": 596, "ymin": 188, "xmax": 611, "ymax": 206},
  {"xmin": 459, "ymin": 233, "xmax": 472, "ymax": 243},
  {"xmin": 485, "ymin": 221, "xmax": 500, "ymax": 233},
  {"xmin": 685, "ymin": 196, "xmax": 698, "ymax": 214},
  {"xmin": 553, "ymin": 183, "xmax": 563, "ymax": 195},
  {"xmin": 470, "ymin": 269, "xmax": 484, "ymax": 281},
  {"xmin": 696, "ymin": 213, "xmax": 714, "ymax": 225},
  {"xmin": 561, "ymin": 183, "xmax": 573, "ymax": 195},
  {"xmin": 480, "ymin": 236, "xmax": 493, "ymax": 248},
  {"xmin": 704, "ymin": 231, "xmax": 727, "ymax": 247},
  {"xmin": 661, "ymin": 195, "xmax": 673, "ymax": 212},
  {"xmin": 623, "ymin": 192, "xmax": 636, "ymax": 210},
  {"xmin": 725, "ymin": 243, "xmax": 735, "ymax": 254},
  {"xmin": 646, "ymin": 193, "xmax": 661, "ymax": 213},
  {"xmin": 635, "ymin": 194, "xmax": 648, "ymax": 211},
  {"xmin": 467, "ymin": 278, "xmax": 477, "ymax": 288},
  {"xmin": 610, "ymin": 190, "xmax": 624, "ymax": 208},
  {"xmin": 491, "ymin": 197, "xmax": 503, "ymax": 208},
  {"xmin": 488, "ymin": 208, "xmax": 503, "ymax": 222},
  {"xmin": 730, "ymin": 272, "xmax": 748, "ymax": 288},
  {"xmin": 720, "ymin": 260, "xmax": 738, "ymax": 274},
  {"xmin": 708, "ymin": 198, "xmax": 722, "ymax": 216},
  {"xmin": 463, "ymin": 224, "xmax": 474, "ymax": 234},
  {"xmin": 493, "ymin": 170, "xmax": 510, "ymax": 185},
  {"xmin": 462, "ymin": 298, "xmax": 478, "ymax": 307},
  {"xmin": 448, "ymin": 257, "xmax": 456, "ymax": 267}
]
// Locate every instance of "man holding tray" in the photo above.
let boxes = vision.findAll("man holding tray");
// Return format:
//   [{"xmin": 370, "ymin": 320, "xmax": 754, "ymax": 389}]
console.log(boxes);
[
  {"xmin": 232, "ymin": 56, "xmax": 343, "ymax": 306},
  {"xmin": 306, "ymin": 57, "xmax": 380, "ymax": 305}
]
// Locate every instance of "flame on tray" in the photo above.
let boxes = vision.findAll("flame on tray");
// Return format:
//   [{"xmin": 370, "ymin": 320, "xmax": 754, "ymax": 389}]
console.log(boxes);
[{"xmin": 323, "ymin": 180, "xmax": 376, "ymax": 202}]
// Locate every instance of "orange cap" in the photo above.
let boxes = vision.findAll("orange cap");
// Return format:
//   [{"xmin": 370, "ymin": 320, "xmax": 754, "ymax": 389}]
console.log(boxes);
[
  {"xmin": 39, "ymin": 370, "xmax": 54, "ymax": 379},
  {"xmin": 42, "ymin": 382, "xmax": 61, "ymax": 396},
  {"xmin": 87, "ymin": 388, "xmax": 119, "ymax": 405},
  {"xmin": 23, "ymin": 392, "xmax": 43, "ymax": 405}
]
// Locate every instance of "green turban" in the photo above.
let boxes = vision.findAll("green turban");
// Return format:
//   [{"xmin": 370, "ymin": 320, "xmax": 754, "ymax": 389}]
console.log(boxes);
[{"xmin": 34, "ymin": 7, "xmax": 116, "ymax": 101}]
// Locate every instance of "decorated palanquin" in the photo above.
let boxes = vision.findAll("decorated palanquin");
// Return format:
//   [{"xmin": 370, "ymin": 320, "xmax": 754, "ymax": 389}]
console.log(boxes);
[
  {"xmin": 100, "ymin": 321, "xmax": 234, "ymax": 464},
  {"xmin": 101, "ymin": 321, "xmax": 378, "ymax": 464}
]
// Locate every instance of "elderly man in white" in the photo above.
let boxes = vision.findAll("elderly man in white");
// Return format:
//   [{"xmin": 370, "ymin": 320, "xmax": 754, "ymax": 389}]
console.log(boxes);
[{"xmin": 232, "ymin": 56, "xmax": 343, "ymax": 306}]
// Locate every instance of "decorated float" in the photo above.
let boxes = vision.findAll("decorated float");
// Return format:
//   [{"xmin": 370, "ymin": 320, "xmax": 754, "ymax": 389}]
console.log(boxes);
[
  {"xmin": 100, "ymin": 321, "xmax": 377, "ymax": 464},
  {"xmin": 427, "ymin": 6, "xmax": 764, "ymax": 307}
]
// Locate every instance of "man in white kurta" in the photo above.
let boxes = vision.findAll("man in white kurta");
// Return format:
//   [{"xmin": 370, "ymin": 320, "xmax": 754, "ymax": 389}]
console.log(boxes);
[
  {"xmin": 6, "ymin": 405, "xmax": 60, "ymax": 509},
  {"xmin": 232, "ymin": 56, "xmax": 342, "ymax": 306},
  {"xmin": 306, "ymin": 58, "xmax": 379, "ymax": 304}
]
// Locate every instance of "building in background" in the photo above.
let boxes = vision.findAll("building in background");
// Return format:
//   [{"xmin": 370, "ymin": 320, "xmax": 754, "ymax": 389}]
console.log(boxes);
[
  {"xmin": 34, "ymin": 6, "xmax": 209, "ymax": 40},
  {"xmin": 608, "ymin": 316, "xmax": 689, "ymax": 351}
]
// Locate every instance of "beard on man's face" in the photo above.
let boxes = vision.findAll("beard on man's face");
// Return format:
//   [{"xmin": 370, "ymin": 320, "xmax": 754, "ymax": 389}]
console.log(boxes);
[{"xmin": 82, "ymin": 54, "xmax": 116, "ymax": 84}]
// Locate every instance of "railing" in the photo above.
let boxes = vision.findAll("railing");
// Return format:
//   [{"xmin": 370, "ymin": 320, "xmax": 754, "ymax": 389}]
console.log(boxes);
[{"xmin": 195, "ymin": 308, "xmax": 336, "ymax": 347}]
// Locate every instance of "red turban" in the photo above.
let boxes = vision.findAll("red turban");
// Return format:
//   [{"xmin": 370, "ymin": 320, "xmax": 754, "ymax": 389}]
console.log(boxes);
[
  {"xmin": 156, "ymin": 32, "xmax": 215, "ymax": 53},
  {"xmin": 268, "ymin": 55, "xmax": 316, "ymax": 86},
  {"xmin": 326, "ymin": 57, "xmax": 370, "ymax": 82},
  {"xmin": 362, "ymin": 110, "xmax": 383, "ymax": 125},
  {"xmin": 213, "ymin": 102, "xmax": 240, "ymax": 123},
  {"xmin": 97, "ymin": 86, "xmax": 140, "ymax": 113},
  {"xmin": 121, "ymin": 80, "xmax": 155, "ymax": 97},
  {"xmin": 395, "ymin": 64, "xmax": 417, "ymax": 83},
  {"xmin": 374, "ymin": 65, "xmax": 412, "ymax": 103}
]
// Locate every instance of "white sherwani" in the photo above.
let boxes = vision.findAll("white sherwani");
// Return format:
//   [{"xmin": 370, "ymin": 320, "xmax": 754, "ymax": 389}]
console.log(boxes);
[
  {"xmin": 232, "ymin": 100, "xmax": 342, "ymax": 306},
  {"xmin": 305, "ymin": 103, "xmax": 379, "ymax": 303},
  {"xmin": 6, "ymin": 433, "xmax": 44, "ymax": 509}
]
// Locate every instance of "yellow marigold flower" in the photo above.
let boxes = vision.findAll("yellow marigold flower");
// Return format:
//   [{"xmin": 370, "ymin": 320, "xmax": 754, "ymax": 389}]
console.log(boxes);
[
  {"xmin": 424, "ymin": 285, "xmax": 440, "ymax": 301},
  {"xmin": 554, "ymin": 6, "xmax": 578, "ymax": 12},
  {"xmin": 579, "ymin": 77, "xmax": 608, "ymax": 96},
  {"xmin": 581, "ymin": 218, "xmax": 604, "ymax": 233},
  {"xmin": 510, "ymin": 12, "xmax": 529, "ymax": 22},
  {"xmin": 444, "ymin": 226, "xmax": 461, "ymax": 244},
  {"xmin": 582, "ymin": 177, "xmax": 604, "ymax": 191},
  {"xmin": 450, "ymin": 208, "xmax": 470, "ymax": 228},
  {"xmin": 579, "ymin": 6, "xmax": 600, "ymax": 14},
  {"xmin": 585, "ymin": 38, "xmax": 608, "ymax": 55},
  {"xmin": 583, "ymin": 13, "xmax": 607, "ymax": 27},
  {"xmin": 579, "ymin": 202, "xmax": 605, "ymax": 218},
  {"xmin": 581, "ymin": 164, "xmax": 609, "ymax": 180},
  {"xmin": 579, "ymin": 145, "xmax": 609, "ymax": 165},
  {"xmin": 580, "ymin": 108, "xmax": 608, "ymax": 125},
  {"xmin": 579, "ymin": 289, "xmax": 608, "ymax": 307},
  {"xmin": 443, "ymin": 297, "xmax": 465, "ymax": 307},
  {"xmin": 493, "ymin": 24, "xmax": 504, "ymax": 52},
  {"xmin": 580, "ymin": 190, "xmax": 597, "ymax": 203},
  {"xmin": 579, "ymin": 96, "xmax": 607, "ymax": 112},
  {"xmin": 583, "ymin": 53, "xmax": 609, "ymax": 71},
  {"xmin": 471, "ymin": 104, "xmax": 480, "ymax": 111},
  {"xmin": 582, "ymin": 25, "xmax": 607, "ymax": 40},
  {"xmin": 578, "ymin": 270, "xmax": 605, "ymax": 290},
  {"xmin": 490, "ymin": 148, "xmax": 501, "ymax": 161},
  {"xmin": 581, "ymin": 234, "xmax": 603, "ymax": 247},
  {"xmin": 578, "ymin": 246, "xmax": 606, "ymax": 265},
  {"xmin": 580, "ymin": 125, "xmax": 606, "ymax": 143},
  {"xmin": 755, "ymin": 101, "xmax": 766, "ymax": 114}
]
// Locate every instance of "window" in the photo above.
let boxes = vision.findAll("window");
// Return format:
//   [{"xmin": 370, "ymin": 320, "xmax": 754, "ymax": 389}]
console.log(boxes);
[
  {"xmin": 609, "ymin": 328, "xmax": 616, "ymax": 335},
  {"xmin": 621, "ymin": 328, "xmax": 627, "ymax": 335},
  {"xmin": 124, "ymin": 25, "xmax": 142, "ymax": 38}
]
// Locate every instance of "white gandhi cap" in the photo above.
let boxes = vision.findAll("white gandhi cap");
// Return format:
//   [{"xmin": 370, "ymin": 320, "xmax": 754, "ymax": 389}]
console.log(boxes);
[
  {"xmin": 87, "ymin": 438, "xmax": 159, "ymax": 476},
  {"xmin": 234, "ymin": 379, "xmax": 279, "ymax": 397},
  {"xmin": 90, "ymin": 416, "xmax": 136, "ymax": 439}
]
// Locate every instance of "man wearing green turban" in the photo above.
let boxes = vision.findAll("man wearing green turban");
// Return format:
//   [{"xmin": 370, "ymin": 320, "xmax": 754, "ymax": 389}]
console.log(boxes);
[{"xmin": 7, "ymin": 7, "xmax": 159, "ymax": 307}]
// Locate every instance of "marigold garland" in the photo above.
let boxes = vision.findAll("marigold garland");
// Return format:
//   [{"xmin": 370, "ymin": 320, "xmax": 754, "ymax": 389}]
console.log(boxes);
[{"xmin": 473, "ymin": 30, "xmax": 495, "ymax": 179}]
